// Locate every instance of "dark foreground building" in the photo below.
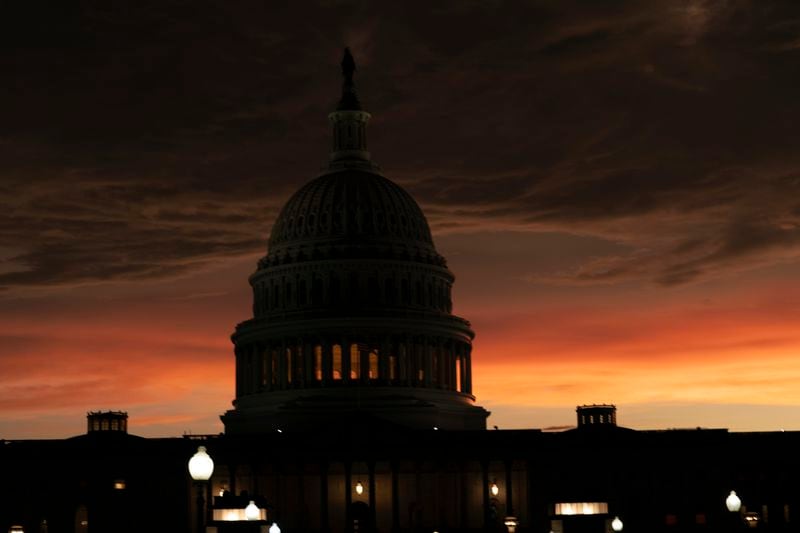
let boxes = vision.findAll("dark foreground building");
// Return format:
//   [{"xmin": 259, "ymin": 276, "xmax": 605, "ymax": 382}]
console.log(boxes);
[{"xmin": 2, "ymin": 51, "xmax": 799, "ymax": 533}]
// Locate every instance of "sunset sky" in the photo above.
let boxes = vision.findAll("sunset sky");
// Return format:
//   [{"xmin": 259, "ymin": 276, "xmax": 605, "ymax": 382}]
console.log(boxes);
[{"xmin": 2, "ymin": 1, "xmax": 800, "ymax": 438}]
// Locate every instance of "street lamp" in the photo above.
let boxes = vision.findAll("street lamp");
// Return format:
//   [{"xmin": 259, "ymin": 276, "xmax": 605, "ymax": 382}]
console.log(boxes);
[
  {"xmin": 611, "ymin": 516, "xmax": 624, "ymax": 532},
  {"xmin": 245, "ymin": 500, "xmax": 260, "ymax": 521},
  {"xmin": 726, "ymin": 491, "xmax": 742, "ymax": 513},
  {"xmin": 188, "ymin": 445, "xmax": 215, "ymax": 533},
  {"xmin": 490, "ymin": 480, "xmax": 499, "ymax": 497}
]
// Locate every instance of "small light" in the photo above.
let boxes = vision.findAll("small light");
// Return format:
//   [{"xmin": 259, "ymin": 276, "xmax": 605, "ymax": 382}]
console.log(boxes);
[
  {"xmin": 113, "ymin": 480, "xmax": 126, "ymax": 490},
  {"xmin": 433, "ymin": 426, "xmax": 439, "ymax": 430},
  {"xmin": 355, "ymin": 481, "xmax": 364, "ymax": 495},
  {"xmin": 611, "ymin": 516, "xmax": 623, "ymax": 532},
  {"xmin": 218, "ymin": 488, "xmax": 225, "ymax": 497},
  {"xmin": 269, "ymin": 523, "xmax": 281, "ymax": 533},
  {"xmin": 9, "ymin": 526, "xmax": 24, "ymax": 533},
  {"xmin": 726, "ymin": 490, "xmax": 742, "ymax": 512},
  {"xmin": 490, "ymin": 481, "xmax": 499, "ymax": 496},
  {"xmin": 504, "ymin": 516, "xmax": 519, "ymax": 533},
  {"xmin": 277, "ymin": 429, "xmax": 283, "ymax": 433},
  {"xmin": 245, "ymin": 500, "xmax": 260, "ymax": 521}
]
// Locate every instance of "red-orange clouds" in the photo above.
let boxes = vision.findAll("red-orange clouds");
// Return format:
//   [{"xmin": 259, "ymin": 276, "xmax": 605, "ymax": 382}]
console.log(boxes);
[{"xmin": 2, "ymin": 1, "xmax": 800, "ymax": 437}]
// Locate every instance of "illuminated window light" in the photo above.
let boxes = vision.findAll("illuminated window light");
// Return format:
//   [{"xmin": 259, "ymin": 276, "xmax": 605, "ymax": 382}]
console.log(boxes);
[
  {"xmin": 113, "ymin": 480, "xmax": 126, "ymax": 490},
  {"xmin": 554, "ymin": 502, "xmax": 609, "ymax": 516}
]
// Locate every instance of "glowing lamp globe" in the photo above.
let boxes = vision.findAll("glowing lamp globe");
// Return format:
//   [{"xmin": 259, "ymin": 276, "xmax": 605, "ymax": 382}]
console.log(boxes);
[
  {"xmin": 611, "ymin": 516, "xmax": 623, "ymax": 532},
  {"xmin": 269, "ymin": 523, "xmax": 281, "ymax": 533},
  {"xmin": 188, "ymin": 446, "xmax": 215, "ymax": 481},
  {"xmin": 726, "ymin": 490, "xmax": 742, "ymax": 512},
  {"xmin": 245, "ymin": 500, "xmax": 260, "ymax": 521},
  {"xmin": 355, "ymin": 481, "xmax": 364, "ymax": 495},
  {"xmin": 490, "ymin": 482, "xmax": 499, "ymax": 497}
]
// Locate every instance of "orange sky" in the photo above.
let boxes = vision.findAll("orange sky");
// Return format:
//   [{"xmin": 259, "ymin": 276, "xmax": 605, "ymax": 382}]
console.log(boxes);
[
  {"xmin": 2, "ymin": 2, "xmax": 800, "ymax": 438},
  {"xmin": 2, "ymin": 241, "xmax": 799, "ymax": 439}
]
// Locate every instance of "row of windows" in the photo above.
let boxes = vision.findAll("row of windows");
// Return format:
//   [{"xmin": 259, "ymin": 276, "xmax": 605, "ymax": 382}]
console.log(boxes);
[
  {"xmin": 238, "ymin": 343, "xmax": 468, "ymax": 394},
  {"xmin": 253, "ymin": 271, "xmax": 452, "ymax": 314}
]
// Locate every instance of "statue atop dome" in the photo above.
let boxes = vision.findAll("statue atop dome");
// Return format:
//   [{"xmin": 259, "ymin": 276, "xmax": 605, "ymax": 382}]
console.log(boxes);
[{"xmin": 337, "ymin": 47, "xmax": 361, "ymax": 111}]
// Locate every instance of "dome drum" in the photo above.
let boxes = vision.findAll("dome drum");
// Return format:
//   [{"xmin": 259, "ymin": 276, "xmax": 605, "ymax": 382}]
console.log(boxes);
[{"xmin": 249, "ymin": 260, "xmax": 455, "ymax": 318}]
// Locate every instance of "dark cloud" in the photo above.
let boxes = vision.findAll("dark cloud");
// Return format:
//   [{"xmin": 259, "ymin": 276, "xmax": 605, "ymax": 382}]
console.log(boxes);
[{"xmin": 1, "ymin": 0, "xmax": 799, "ymax": 289}]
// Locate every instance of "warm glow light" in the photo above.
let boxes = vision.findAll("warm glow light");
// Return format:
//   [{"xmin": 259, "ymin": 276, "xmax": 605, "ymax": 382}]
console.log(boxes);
[
  {"xmin": 726, "ymin": 490, "xmax": 742, "ymax": 512},
  {"xmin": 554, "ymin": 502, "xmax": 609, "ymax": 515},
  {"xmin": 491, "ymin": 481, "xmax": 499, "ymax": 496},
  {"xmin": 355, "ymin": 481, "xmax": 364, "ymax": 495},
  {"xmin": 188, "ymin": 445, "xmax": 214, "ymax": 481},
  {"xmin": 245, "ymin": 501, "xmax": 260, "ymax": 521},
  {"xmin": 504, "ymin": 516, "xmax": 519, "ymax": 533},
  {"xmin": 9, "ymin": 526, "xmax": 24, "ymax": 533},
  {"xmin": 269, "ymin": 523, "xmax": 281, "ymax": 533},
  {"xmin": 113, "ymin": 480, "xmax": 126, "ymax": 490},
  {"xmin": 213, "ymin": 508, "xmax": 267, "ymax": 521},
  {"xmin": 611, "ymin": 516, "xmax": 623, "ymax": 532}
]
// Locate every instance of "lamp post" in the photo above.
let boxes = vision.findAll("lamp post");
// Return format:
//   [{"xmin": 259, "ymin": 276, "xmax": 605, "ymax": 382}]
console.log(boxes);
[
  {"xmin": 188, "ymin": 445, "xmax": 215, "ymax": 533},
  {"xmin": 726, "ymin": 490, "xmax": 742, "ymax": 531}
]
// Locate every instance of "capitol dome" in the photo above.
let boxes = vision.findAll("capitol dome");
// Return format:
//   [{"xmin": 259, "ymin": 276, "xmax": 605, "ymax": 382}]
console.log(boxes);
[
  {"xmin": 264, "ymin": 168, "xmax": 444, "ymax": 268},
  {"xmin": 221, "ymin": 49, "xmax": 489, "ymax": 434}
]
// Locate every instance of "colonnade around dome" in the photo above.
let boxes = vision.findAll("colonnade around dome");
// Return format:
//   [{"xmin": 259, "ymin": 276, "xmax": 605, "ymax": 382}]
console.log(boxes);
[{"xmin": 234, "ymin": 335, "xmax": 473, "ymax": 398}]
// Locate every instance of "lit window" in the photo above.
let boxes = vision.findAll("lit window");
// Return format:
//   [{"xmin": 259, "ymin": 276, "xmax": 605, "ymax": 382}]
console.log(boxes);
[
  {"xmin": 113, "ymin": 480, "xmax": 126, "ymax": 490},
  {"xmin": 332, "ymin": 345, "xmax": 342, "ymax": 380},
  {"xmin": 314, "ymin": 345, "xmax": 323, "ymax": 380},
  {"xmin": 369, "ymin": 350, "xmax": 378, "ymax": 379},
  {"xmin": 455, "ymin": 357, "xmax": 462, "ymax": 391},
  {"xmin": 101, "ymin": 420, "xmax": 109, "ymax": 431},
  {"xmin": 554, "ymin": 502, "xmax": 608, "ymax": 516},
  {"xmin": 286, "ymin": 348, "xmax": 293, "ymax": 384},
  {"xmin": 350, "ymin": 344, "xmax": 360, "ymax": 379}
]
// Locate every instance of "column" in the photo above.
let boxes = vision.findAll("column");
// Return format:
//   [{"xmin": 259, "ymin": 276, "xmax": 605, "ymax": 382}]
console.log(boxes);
[
  {"xmin": 320, "ymin": 461, "xmax": 330, "ymax": 532},
  {"xmin": 391, "ymin": 461, "xmax": 400, "ymax": 533},
  {"xmin": 423, "ymin": 338, "xmax": 433, "ymax": 387},
  {"xmin": 482, "ymin": 459, "xmax": 491, "ymax": 530},
  {"xmin": 368, "ymin": 460, "xmax": 377, "ymax": 525},
  {"xmin": 279, "ymin": 339, "xmax": 287, "ymax": 390},
  {"xmin": 505, "ymin": 458, "xmax": 514, "ymax": 517},
  {"xmin": 321, "ymin": 341, "xmax": 332, "ymax": 386},
  {"xmin": 465, "ymin": 345, "xmax": 473, "ymax": 394},
  {"xmin": 234, "ymin": 347, "xmax": 242, "ymax": 397},
  {"xmin": 264, "ymin": 346, "xmax": 273, "ymax": 391}
]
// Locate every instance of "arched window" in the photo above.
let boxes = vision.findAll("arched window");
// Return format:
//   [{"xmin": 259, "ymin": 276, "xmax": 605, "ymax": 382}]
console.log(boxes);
[
  {"xmin": 385, "ymin": 278, "xmax": 396, "ymax": 304},
  {"xmin": 350, "ymin": 344, "xmax": 360, "ymax": 380},
  {"xmin": 332, "ymin": 344, "xmax": 342, "ymax": 380},
  {"xmin": 349, "ymin": 272, "xmax": 360, "ymax": 304},
  {"xmin": 286, "ymin": 348, "xmax": 293, "ymax": 384},
  {"xmin": 455, "ymin": 356, "xmax": 462, "ymax": 392},
  {"xmin": 401, "ymin": 279, "xmax": 410, "ymax": 304},
  {"xmin": 312, "ymin": 276, "xmax": 323, "ymax": 305},
  {"xmin": 298, "ymin": 279, "xmax": 307, "ymax": 306},
  {"xmin": 330, "ymin": 273, "xmax": 341, "ymax": 305}
]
